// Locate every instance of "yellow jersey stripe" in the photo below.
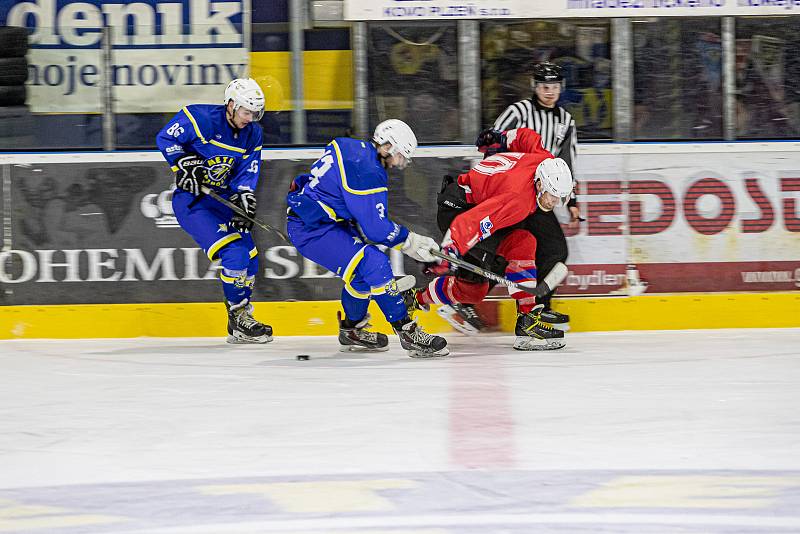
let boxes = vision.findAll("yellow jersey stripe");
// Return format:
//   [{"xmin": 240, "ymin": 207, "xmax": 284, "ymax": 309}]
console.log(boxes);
[
  {"xmin": 318, "ymin": 201, "xmax": 343, "ymax": 222},
  {"xmin": 209, "ymin": 139, "xmax": 246, "ymax": 153},
  {"xmin": 249, "ymin": 247, "xmax": 258, "ymax": 259},
  {"xmin": 331, "ymin": 140, "xmax": 388, "ymax": 196},
  {"xmin": 181, "ymin": 107, "xmax": 207, "ymax": 144}
]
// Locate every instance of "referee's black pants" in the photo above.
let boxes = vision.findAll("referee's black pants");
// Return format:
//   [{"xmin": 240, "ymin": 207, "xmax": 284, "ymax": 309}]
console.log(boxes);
[{"xmin": 524, "ymin": 209, "xmax": 568, "ymax": 309}]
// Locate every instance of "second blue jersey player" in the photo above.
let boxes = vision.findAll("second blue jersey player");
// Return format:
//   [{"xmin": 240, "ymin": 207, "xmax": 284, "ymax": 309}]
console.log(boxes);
[{"xmin": 286, "ymin": 120, "xmax": 449, "ymax": 357}]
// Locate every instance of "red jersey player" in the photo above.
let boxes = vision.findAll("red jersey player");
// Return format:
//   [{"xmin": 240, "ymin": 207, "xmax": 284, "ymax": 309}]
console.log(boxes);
[{"xmin": 409, "ymin": 127, "xmax": 574, "ymax": 350}]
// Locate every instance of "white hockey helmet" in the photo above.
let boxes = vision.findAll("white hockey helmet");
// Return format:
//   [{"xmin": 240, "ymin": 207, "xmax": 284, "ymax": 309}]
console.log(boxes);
[
  {"xmin": 535, "ymin": 157, "xmax": 574, "ymax": 208},
  {"xmin": 373, "ymin": 119, "xmax": 417, "ymax": 169},
  {"xmin": 224, "ymin": 78, "xmax": 265, "ymax": 121}
]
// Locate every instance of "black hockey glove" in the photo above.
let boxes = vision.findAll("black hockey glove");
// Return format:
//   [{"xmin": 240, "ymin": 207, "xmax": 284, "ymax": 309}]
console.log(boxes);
[
  {"xmin": 174, "ymin": 153, "xmax": 207, "ymax": 196},
  {"xmin": 475, "ymin": 128, "xmax": 507, "ymax": 157},
  {"xmin": 229, "ymin": 191, "xmax": 257, "ymax": 232}
]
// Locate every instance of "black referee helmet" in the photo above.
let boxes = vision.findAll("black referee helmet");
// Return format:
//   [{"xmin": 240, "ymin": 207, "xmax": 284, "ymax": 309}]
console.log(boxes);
[{"xmin": 532, "ymin": 62, "xmax": 564, "ymax": 84}]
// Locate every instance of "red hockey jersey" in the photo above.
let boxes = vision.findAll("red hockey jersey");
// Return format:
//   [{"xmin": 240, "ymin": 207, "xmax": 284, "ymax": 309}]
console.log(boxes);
[{"xmin": 450, "ymin": 128, "xmax": 554, "ymax": 254}]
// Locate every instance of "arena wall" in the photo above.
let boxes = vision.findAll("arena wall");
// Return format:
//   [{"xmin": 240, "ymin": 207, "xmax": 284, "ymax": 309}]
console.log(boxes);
[{"xmin": 1, "ymin": 143, "xmax": 798, "ymax": 338}]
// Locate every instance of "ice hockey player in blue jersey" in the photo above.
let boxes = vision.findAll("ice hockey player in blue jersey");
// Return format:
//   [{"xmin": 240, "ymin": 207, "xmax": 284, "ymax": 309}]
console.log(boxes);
[
  {"xmin": 156, "ymin": 78, "xmax": 272, "ymax": 344},
  {"xmin": 286, "ymin": 119, "xmax": 449, "ymax": 357}
]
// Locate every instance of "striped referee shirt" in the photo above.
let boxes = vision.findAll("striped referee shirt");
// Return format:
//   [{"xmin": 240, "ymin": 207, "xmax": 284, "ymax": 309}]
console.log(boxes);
[{"xmin": 493, "ymin": 98, "xmax": 578, "ymax": 207}]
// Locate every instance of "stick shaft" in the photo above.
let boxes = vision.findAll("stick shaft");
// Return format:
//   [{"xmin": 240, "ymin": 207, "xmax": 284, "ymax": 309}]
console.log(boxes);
[
  {"xmin": 429, "ymin": 249, "xmax": 566, "ymax": 299},
  {"xmin": 200, "ymin": 186, "xmax": 288, "ymax": 242}
]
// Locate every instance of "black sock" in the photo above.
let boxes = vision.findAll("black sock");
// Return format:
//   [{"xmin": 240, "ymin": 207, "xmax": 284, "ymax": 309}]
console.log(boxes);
[{"xmin": 390, "ymin": 316, "xmax": 412, "ymax": 330}]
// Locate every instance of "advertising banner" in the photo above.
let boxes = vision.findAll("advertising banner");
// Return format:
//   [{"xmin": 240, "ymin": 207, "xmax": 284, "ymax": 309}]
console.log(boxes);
[
  {"xmin": 0, "ymin": 144, "xmax": 798, "ymax": 306},
  {"xmin": 0, "ymin": 0, "xmax": 250, "ymax": 113},
  {"xmin": 344, "ymin": 0, "xmax": 800, "ymax": 21}
]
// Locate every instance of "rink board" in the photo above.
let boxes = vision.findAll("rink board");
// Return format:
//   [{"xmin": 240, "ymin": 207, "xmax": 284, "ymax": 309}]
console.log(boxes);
[{"xmin": 1, "ymin": 292, "xmax": 797, "ymax": 339}]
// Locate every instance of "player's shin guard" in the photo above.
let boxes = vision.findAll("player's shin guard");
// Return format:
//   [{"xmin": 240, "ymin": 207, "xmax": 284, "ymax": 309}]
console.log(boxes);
[
  {"xmin": 514, "ymin": 304, "xmax": 565, "ymax": 351},
  {"xmin": 338, "ymin": 311, "xmax": 389, "ymax": 352},
  {"xmin": 226, "ymin": 299, "xmax": 273, "ymax": 344}
]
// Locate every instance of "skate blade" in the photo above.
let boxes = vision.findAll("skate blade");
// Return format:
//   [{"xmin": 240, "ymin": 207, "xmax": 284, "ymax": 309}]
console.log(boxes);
[
  {"xmin": 407, "ymin": 347, "xmax": 450, "ymax": 358},
  {"xmin": 436, "ymin": 306, "xmax": 480, "ymax": 336},
  {"xmin": 339, "ymin": 344, "xmax": 390, "ymax": 353},
  {"xmin": 227, "ymin": 333, "xmax": 273, "ymax": 344},
  {"xmin": 513, "ymin": 336, "xmax": 565, "ymax": 351}
]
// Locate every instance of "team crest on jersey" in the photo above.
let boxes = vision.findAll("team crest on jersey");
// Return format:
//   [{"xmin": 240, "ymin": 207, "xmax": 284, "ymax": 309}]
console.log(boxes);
[
  {"xmin": 204, "ymin": 155, "xmax": 235, "ymax": 186},
  {"xmin": 479, "ymin": 216, "xmax": 493, "ymax": 240},
  {"xmin": 384, "ymin": 279, "xmax": 400, "ymax": 296}
]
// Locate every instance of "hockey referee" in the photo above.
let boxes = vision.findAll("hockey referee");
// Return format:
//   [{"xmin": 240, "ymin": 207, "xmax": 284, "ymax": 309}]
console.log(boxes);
[{"xmin": 492, "ymin": 61, "xmax": 581, "ymax": 329}]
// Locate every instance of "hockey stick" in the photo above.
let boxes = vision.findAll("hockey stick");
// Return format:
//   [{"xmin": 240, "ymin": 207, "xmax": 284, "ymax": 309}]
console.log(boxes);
[
  {"xmin": 429, "ymin": 249, "xmax": 568, "ymax": 299},
  {"xmin": 200, "ymin": 185, "xmax": 289, "ymax": 242}
]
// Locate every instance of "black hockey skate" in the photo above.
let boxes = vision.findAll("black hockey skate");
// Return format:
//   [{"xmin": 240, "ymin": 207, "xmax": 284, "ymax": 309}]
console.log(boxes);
[
  {"xmin": 393, "ymin": 319, "xmax": 449, "ymax": 358},
  {"xmin": 226, "ymin": 300, "xmax": 273, "ymax": 344},
  {"xmin": 514, "ymin": 305, "xmax": 565, "ymax": 351},
  {"xmin": 338, "ymin": 311, "xmax": 389, "ymax": 352},
  {"xmin": 539, "ymin": 307, "xmax": 570, "ymax": 332},
  {"xmin": 436, "ymin": 303, "xmax": 485, "ymax": 335}
]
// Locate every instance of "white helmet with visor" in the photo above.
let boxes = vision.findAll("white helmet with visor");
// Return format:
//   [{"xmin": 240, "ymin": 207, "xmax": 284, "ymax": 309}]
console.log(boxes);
[
  {"xmin": 224, "ymin": 78, "xmax": 265, "ymax": 121},
  {"xmin": 535, "ymin": 157, "xmax": 574, "ymax": 210},
  {"xmin": 373, "ymin": 119, "xmax": 417, "ymax": 169}
]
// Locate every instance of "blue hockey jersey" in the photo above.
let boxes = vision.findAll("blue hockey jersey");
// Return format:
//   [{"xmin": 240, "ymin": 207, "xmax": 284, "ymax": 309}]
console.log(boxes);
[
  {"xmin": 287, "ymin": 137, "xmax": 409, "ymax": 248},
  {"xmin": 156, "ymin": 104, "xmax": 262, "ymax": 196}
]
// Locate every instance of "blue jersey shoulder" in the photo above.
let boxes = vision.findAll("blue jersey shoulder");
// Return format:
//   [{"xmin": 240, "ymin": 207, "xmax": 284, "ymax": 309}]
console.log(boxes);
[
  {"xmin": 181, "ymin": 104, "xmax": 221, "ymax": 142},
  {"xmin": 183, "ymin": 103, "xmax": 261, "ymax": 153},
  {"xmin": 331, "ymin": 137, "xmax": 387, "ymax": 193}
]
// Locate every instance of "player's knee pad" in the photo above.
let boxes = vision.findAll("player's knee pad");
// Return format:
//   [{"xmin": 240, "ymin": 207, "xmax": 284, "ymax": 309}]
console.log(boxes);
[
  {"xmin": 497, "ymin": 229, "xmax": 537, "ymax": 262},
  {"xmin": 217, "ymin": 240, "xmax": 251, "ymax": 271},
  {"xmin": 351, "ymin": 246, "xmax": 394, "ymax": 290}
]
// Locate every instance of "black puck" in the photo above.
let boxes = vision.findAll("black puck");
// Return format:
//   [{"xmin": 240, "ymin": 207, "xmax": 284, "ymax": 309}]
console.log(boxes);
[{"xmin": 296, "ymin": 355, "xmax": 310, "ymax": 361}]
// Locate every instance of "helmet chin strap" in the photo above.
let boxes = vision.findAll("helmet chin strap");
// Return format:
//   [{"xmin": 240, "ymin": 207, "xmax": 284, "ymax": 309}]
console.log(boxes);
[{"xmin": 536, "ymin": 192, "xmax": 553, "ymax": 212}]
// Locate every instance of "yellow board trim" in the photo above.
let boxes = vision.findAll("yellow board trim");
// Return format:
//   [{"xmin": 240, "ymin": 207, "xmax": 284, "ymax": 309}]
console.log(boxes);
[
  {"xmin": 1, "ymin": 293, "xmax": 797, "ymax": 340},
  {"xmin": 331, "ymin": 140, "xmax": 388, "ymax": 196},
  {"xmin": 496, "ymin": 292, "xmax": 800, "ymax": 332}
]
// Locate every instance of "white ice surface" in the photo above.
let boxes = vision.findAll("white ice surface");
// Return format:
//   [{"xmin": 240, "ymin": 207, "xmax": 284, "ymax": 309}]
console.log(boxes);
[{"xmin": 1, "ymin": 329, "xmax": 799, "ymax": 533}]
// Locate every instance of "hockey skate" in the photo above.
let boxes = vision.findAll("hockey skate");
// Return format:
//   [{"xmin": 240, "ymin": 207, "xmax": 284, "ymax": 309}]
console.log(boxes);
[
  {"xmin": 338, "ymin": 311, "xmax": 389, "ymax": 352},
  {"xmin": 436, "ymin": 303, "xmax": 485, "ymax": 335},
  {"xmin": 226, "ymin": 300, "xmax": 273, "ymax": 344},
  {"xmin": 393, "ymin": 319, "xmax": 449, "ymax": 358},
  {"xmin": 513, "ymin": 305, "xmax": 565, "ymax": 351},
  {"xmin": 539, "ymin": 307, "xmax": 570, "ymax": 332}
]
